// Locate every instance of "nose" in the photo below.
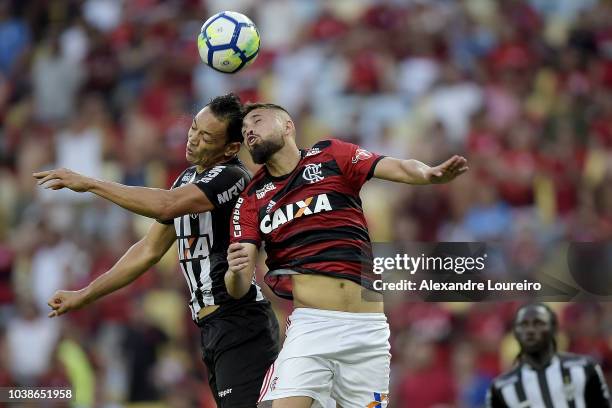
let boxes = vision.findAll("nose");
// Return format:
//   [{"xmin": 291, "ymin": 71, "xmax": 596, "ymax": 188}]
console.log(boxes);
[{"xmin": 187, "ymin": 131, "xmax": 197, "ymax": 144}]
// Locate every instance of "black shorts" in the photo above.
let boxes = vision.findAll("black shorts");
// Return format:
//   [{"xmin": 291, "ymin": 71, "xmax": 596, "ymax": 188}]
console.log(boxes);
[{"xmin": 198, "ymin": 300, "xmax": 280, "ymax": 408}]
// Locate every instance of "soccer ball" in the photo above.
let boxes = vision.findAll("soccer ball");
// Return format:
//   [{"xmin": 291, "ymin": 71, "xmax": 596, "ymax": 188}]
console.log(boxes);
[{"xmin": 197, "ymin": 11, "xmax": 260, "ymax": 74}]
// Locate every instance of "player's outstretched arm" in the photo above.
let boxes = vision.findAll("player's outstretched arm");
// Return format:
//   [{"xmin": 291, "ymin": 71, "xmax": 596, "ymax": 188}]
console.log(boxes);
[
  {"xmin": 225, "ymin": 242, "xmax": 258, "ymax": 299},
  {"xmin": 373, "ymin": 155, "xmax": 468, "ymax": 185},
  {"xmin": 47, "ymin": 222, "xmax": 175, "ymax": 318},
  {"xmin": 33, "ymin": 168, "xmax": 214, "ymax": 221}
]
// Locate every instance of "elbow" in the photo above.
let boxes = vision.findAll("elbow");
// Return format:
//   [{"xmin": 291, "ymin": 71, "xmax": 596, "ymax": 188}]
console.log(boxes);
[{"xmin": 157, "ymin": 193, "xmax": 180, "ymax": 221}]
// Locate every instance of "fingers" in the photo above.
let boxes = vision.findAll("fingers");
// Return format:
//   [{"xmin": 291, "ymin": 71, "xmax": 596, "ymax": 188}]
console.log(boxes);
[
  {"xmin": 227, "ymin": 243, "xmax": 250, "ymax": 272},
  {"xmin": 228, "ymin": 252, "xmax": 249, "ymax": 270},
  {"xmin": 32, "ymin": 170, "xmax": 51, "ymax": 179},
  {"xmin": 47, "ymin": 292, "xmax": 69, "ymax": 318},
  {"xmin": 36, "ymin": 173, "xmax": 61, "ymax": 186},
  {"xmin": 48, "ymin": 304, "xmax": 68, "ymax": 318},
  {"xmin": 440, "ymin": 156, "xmax": 467, "ymax": 175},
  {"xmin": 36, "ymin": 180, "xmax": 65, "ymax": 190},
  {"xmin": 228, "ymin": 243, "xmax": 244, "ymax": 253},
  {"xmin": 442, "ymin": 155, "xmax": 467, "ymax": 173},
  {"xmin": 33, "ymin": 169, "xmax": 71, "ymax": 186}
]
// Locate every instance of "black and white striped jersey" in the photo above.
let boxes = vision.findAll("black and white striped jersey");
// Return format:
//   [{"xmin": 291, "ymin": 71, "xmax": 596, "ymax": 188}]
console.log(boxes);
[
  {"xmin": 159, "ymin": 157, "xmax": 264, "ymax": 321},
  {"xmin": 487, "ymin": 353, "xmax": 611, "ymax": 408}
]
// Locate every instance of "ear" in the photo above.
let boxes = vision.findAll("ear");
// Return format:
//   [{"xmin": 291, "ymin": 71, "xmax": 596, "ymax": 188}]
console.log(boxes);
[
  {"xmin": 224, "ymin": 142, "xmax": 241, "ymax": 157},
  {"xmin": 284, "ymin": 119, "xmax": 295, "ymax": 138}
]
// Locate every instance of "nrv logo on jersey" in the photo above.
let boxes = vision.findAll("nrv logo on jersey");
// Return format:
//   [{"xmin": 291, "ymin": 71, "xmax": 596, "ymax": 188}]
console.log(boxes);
[
  {"xmin": 260, "ymin": 193, "xmax": 332, "ymax": 234},
  {"xmin": 217, "ymin": 178, "xmax": 246, "ymax": 204},
  {"xmin": 302, "ymin": 163, "xmax": 324, "ymax": 184},
  {"xmin": 256, "ymin": 182, "xmax": 276, "ymax": 199}
]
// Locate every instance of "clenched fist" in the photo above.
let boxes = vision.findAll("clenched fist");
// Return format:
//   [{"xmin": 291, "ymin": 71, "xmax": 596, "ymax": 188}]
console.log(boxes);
[{"xmin": 47, "ymin": 289, "xmax": 89, "ymax": 318}]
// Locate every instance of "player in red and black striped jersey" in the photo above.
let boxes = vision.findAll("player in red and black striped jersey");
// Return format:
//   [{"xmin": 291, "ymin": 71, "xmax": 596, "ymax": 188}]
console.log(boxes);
[
  {"xmin": 226, "ymin": 103, "xmax": 468, "ymax": 408},
  {"xmin": 234, "ymin": 137, "xmax": 383, "ymax": 300}
]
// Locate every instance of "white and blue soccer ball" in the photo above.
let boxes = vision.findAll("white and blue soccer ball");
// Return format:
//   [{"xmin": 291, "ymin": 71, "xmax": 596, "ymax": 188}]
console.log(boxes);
[{"xmin": 197, "ymin": 11, "xmax": 260, "ymax": 74}]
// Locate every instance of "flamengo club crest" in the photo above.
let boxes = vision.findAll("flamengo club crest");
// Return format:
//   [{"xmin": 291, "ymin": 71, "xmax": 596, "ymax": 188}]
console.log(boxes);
[
  {"xmin": 302, "ymin": 163, "xmax": 324, "ymax": 184},
  {"xmin": 352, "ymin": 148, "xmax": 372, "ymax": 163}
]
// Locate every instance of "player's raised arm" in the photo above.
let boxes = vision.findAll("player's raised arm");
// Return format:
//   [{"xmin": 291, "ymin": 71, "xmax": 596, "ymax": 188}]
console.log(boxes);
[
  {"xmin": 47, "ymin": 222, "xmax": 175, "ymax": 318},
  {"xmin": 373, "ymin": 155, "xmax": 468, "ymax": 185},
  {"xmin": 33, "ymin": 168, "xmax": 215, "ymax": 221},
  {"xmin": 224, "ymin": 242, "xmax": 258, "ymax": 299}
]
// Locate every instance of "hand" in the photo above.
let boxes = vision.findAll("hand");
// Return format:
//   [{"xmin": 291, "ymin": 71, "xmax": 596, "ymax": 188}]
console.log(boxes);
[
  {"xmin": 227, "ymin": 243, "xmax": 250, "ymax": 273},
  {"xmin": 427, "ymin": 155, "xmax": 468, "ymax": 184},
  {"xmin": 47, "ymin": 289, "xmax": 88, "ymax": 318},
  {"xmin": 33, "ymin": 168, "xmax": 92, "ymax": 192}
]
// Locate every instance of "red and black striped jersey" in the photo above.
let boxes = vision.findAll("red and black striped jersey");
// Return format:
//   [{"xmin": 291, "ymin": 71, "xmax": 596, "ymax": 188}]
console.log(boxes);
[{"xmin": 230, "ymin": 138, "xmax": 385, "ymax": 299}]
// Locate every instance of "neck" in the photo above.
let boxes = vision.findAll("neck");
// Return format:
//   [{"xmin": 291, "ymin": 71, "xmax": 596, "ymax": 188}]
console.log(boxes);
[
  {"xmin": 266, "ymin": 143, "xmax": 301, "ymax": 177},
  {"xmin": 195, "ymin": 155, "xmax": 233, "ymax": 173},
  {"xmin": 522, "ymin": 344, "xmax": 555, "ymax": 369}
]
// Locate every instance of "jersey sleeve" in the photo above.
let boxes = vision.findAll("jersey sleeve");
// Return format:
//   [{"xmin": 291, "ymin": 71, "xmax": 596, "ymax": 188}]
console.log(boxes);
[
  {"xmin": 486, "ymin": 384, "xmax": 508, "ymax": 408},
  {"xmin": 585, "ymin": 361, "xmax": 612, "ymax": 407},
  {"xmin": 329, "ymin": 139, "xmax": 385, "ymax": 188},
  {"xmin": 194, "ymin": 166, "xmax": 249, "ymax": 209},
  {"xmin": 230, "ymin": 192, "xmax": 262, "ymax": 247}
]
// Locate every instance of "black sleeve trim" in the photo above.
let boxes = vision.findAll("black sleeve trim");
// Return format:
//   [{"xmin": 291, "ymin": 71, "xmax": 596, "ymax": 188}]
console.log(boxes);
[{"xmin": 367, "ymin": 155, "xmax": 387, "ymax": 180}]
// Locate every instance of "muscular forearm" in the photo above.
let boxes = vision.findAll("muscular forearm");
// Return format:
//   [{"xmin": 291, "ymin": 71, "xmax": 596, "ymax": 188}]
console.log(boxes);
[
  {"xmin": 395, "ymin": 159, "xmax": 431, "ymax": 184},
  {"xmin": 88, "ymin": 179, "xmax": 174, "ymax": 220},
  {"xmin": 82, "ymin": 240, "xmax": 159, "ymax": 304},
  {"xmin": 224, "ymin": 269, "xmax": 252, "ymax": 299}
]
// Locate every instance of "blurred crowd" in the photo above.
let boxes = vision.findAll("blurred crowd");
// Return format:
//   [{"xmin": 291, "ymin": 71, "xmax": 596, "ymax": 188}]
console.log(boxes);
[{"xmin": 1, "ymin": 0, "xmax": 611, "ymax": 407}]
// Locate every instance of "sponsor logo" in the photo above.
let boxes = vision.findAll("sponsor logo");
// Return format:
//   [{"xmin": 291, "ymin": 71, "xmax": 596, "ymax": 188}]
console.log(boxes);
[
  {"xmin": 181, "ymin": 171, "xmax": 194, "ymax": 183},
  {"xmin": 260, "ymin": 194, "xmax": 332, "ymax": 234},
  {"xmin": 302, "ymin": 163, "xmax": 324, "ymax": 184},
  {"xmin": 218, "ymin": 388, "xmax": 232, "ymax": 398},
  {"xmin": 270, "ymin": 377, "xmax": 278, "ymax": 392},
  {"xmin": 366, "ymin": 392, "xmax": 388, "ymax": 408},
  {"xmin": 232, "ymin": 197, "xmax": 244, "ymax": 238},
  {"xmin": 201, "ymin": 166, "xmax": 226, "ymax": 183},
  {"xmin": 305, "ymin": 147, "xmax": 321, "ymax": 157},
  {"xmin": 178, "ymin": 234, "xmax": 211, "ymax": 260},
  {"xmin": 217, "ymin": 178, "xmax": 246, "ymax": 204},
  {"xmin": 266, "ymin": 200, "xmax": 276, "ymax": 214},
  {"xmin": 352, "ymin": 148, "xmax": 372, "ymax": 164},
  {"xmin": 256, "ymin": 182, "xmax": 277, "ymax": 199}
]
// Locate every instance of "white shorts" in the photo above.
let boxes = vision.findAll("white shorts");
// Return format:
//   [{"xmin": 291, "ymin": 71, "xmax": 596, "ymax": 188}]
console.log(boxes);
[{"xmin": 258, "ymin": 308, "xmax": 391, "ymax": 408}]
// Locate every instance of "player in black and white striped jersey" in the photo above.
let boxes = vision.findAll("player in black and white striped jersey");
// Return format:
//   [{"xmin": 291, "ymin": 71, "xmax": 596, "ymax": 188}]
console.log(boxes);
[
  {"xmin": 487, "ymin": 303, "xmax": 610, "ymax": 408},
  {"xmin": 36, "ymin": 94, "xmax": 279, "ymax": 408}
]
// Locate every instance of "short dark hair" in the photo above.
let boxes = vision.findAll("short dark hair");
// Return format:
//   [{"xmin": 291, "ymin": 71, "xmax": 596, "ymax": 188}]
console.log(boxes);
[
  {"xmin": 207, "ymin": 93, "xmax": 244, "ymax": 144},
  {"xmin": 243, "ymin": 102, "xmax": 291, "ymax": 117},
  {"xmin": 514, "ymin": 303, "xmax": 558, "ymax": 332}
]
